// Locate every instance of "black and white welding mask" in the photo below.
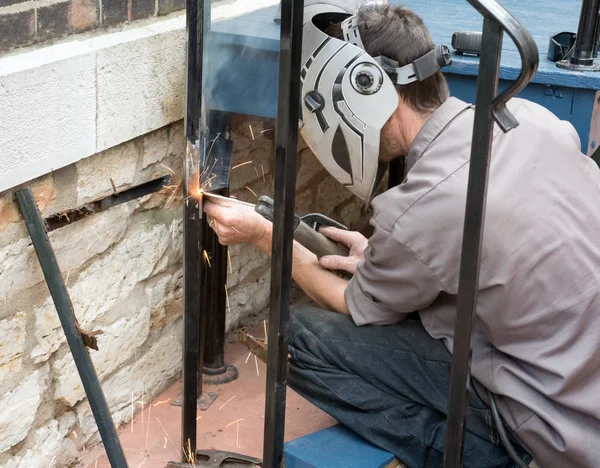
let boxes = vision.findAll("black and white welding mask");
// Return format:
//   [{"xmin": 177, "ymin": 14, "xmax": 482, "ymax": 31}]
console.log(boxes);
[{"xmin": 300, "ymin": 3, "xmax": 452, "ymax": 203}]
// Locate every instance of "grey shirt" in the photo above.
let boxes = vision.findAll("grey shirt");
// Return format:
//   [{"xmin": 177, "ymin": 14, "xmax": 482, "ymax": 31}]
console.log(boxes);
[{"xmin": 346, "ymin": 97, "xmax": 600, "ymax": 467}]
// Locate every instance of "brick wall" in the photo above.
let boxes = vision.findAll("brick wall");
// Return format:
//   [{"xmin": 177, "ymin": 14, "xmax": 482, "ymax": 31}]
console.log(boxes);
[{"xmin": 0, "ymin": 0, "xmax": 185, "ymax": 53}]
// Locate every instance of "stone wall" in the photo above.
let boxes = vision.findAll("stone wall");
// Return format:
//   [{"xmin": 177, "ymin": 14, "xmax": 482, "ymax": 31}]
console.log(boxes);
[{"xmin": 0, "ymin": 113, "xmax": 368, "ymax": 467}]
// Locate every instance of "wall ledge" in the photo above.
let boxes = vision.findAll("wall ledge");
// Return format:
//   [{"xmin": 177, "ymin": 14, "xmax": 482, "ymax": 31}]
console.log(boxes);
[{"xmin": 0, "ymin": 0, "xmax": 279, "ymax": 193}]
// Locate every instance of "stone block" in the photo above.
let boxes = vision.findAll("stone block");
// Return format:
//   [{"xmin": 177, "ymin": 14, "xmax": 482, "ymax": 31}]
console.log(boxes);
[
  {"xmin": 76, "ymin": 139, "xmax": 138, "ymax": 204},
  {"xmin": 37, "ymin": 0, "xmax": 72, "ymax": 40},
  {"xmin": 101, "ymin": 0, "xmax": 127, "ymax": 25},
  {"xmin": 0, "ymin": 202, "xmax": 133, "ymax": 311},
  {"xmin": 0, "ymin": 238, "xmax": 44, "ymax": 303},
  {"xmin": 227, "ymin": 271, "xmax": 270, "ymax": 330},
  {"xmin": 142, "ymin": 126, "xmax": 169, "ymax": 169},
  {"xmin": 316, "ymin": 177, "xmax": 353, "ymax": 215},
  {"xmin": 167, "ymin": 121, "xmax": 185, "ymax": 159},
  {"xmin": 226, "ymin": 243, "xmax": 267, "ymax": 289},
  {"xmin": 49, "ymin": 202, "xmax": 134, "ymax": 273},
  {"xmin": 69, "ymin": 0, "xmax": 97, "ymax": 33},
  {"xmin": 146, "ymin": 271, "xmax": 182, "ymax": 329},
  {"xmin": 338, "ymin": 198, "xmax": 368, "ymax": 231},
  {"xmin": 0, "ymin": 8, "xmax": 35, "ymax": 52},
  {"xmin": 32, "ymin": 222, "xmax": 169, "ymax": 363},
  {"xmin": 169, "ymin": 218, "xmax": 183, "ymax": 253},
  {"xmin": 53, "ymin": 306, "xmax": 151, "ymax": 405},
  {"xmin": 2, "ymin": 413, "xmax": 78, "ymax": 468},
  {"xmin": 0, "ymin": 312, "xmax": 26, "ymax": 383},
  {"xmin": 0, "ymin": 40, "xmax": 96, "ymax": 193},
  {"xmin": 0, "ymin": 364, "xmax": 49, "ymax": 453},
  {"xmin": 294, "ymin": 186, "xmax": 315, "ymax": 214},
  {"xmin": 76, "ymin": 322, "xmax": 182, "ymax": 440},
  {"xmin": 296, "ymin": 148, "xmax": 325, "ymax": 189},
  {"xmin": 30, "ymin": 175, "xmax": 57, "ymax": 215},
  {"xmin": 95, "ymin": 21, "xmax": 186, "ymax": 153},
  {"xmin": 0, "ymin": 194, "xmax": 20, "ymax": 233}
]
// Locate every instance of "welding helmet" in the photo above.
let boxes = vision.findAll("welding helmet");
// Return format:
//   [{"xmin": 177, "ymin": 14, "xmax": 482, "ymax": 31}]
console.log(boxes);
[{"xmin": 300, "ymin": 1, "xmax": 451, "ymax": 203}]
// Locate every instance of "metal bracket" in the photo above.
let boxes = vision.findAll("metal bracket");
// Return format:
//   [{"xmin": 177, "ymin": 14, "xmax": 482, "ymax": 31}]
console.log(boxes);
[
  {"xmin": 172, "ymin": 392, "xmax": 218, "ymax": 410},
  {"xmin": 167, "ymin": 449, "xmax": 262, "ymax": 467}
]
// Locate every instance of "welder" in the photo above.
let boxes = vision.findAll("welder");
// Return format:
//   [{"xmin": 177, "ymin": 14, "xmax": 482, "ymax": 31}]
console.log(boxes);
[{"xmin": 203, "ymin": 1, "xmax": 600, "ymax": 467}]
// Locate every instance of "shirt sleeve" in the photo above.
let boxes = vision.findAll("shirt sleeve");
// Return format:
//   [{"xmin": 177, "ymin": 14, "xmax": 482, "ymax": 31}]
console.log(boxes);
[{"xmin": 345, "ymin": 220, "xmax": 443, "ymax": 326}]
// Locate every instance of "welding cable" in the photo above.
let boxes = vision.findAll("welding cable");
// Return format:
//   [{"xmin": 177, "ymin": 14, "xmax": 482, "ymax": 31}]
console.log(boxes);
[{"xmin": 488, "ymin": 392, "xmax": 529, "ymax": 468}]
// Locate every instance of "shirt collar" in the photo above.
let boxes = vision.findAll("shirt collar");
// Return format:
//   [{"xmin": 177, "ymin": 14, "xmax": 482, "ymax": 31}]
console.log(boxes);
[{"xmin": 405, "ymin": 97, "xmax": 473, "ymax": 172}]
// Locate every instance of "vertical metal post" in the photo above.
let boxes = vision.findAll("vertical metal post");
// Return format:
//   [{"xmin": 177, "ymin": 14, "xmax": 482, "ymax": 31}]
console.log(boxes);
[
  {"xmin": 15, "ymin": 188, "xmax": 128, "ymax": 468},
  {"xmin": 262, "ymin": 0, "xmax": 304, "ymax": 464},
  {"xmin": 558, "ymin": 0, "xmax": 600, "ymax": 70},
  {"xmin": 181, "ymin": 0, "xmax": 207, "ymax": 457},
  {"xmin": 201, "ymin": 190, "xmax": 227, "ymax": 372},
  {"xmin": 572, "ymin": 0, "xmax": 600, "ymax": 65},
  {"xmin": 443, "ymin": 16, "xmax": 502, "ymax": 468},
  {"xmin": 201, "ymin": 111, "xmax": 238, "ymax": 384}
]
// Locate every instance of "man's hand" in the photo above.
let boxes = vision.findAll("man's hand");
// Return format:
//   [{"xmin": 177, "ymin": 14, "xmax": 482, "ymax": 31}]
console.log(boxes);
[
  {"xmin": 203, "ymin": 199, "xmax": 271, "ymax": 248},
  {"xmin": 318, "ymin": 227, "xmax": 368, "ymax": 275}
]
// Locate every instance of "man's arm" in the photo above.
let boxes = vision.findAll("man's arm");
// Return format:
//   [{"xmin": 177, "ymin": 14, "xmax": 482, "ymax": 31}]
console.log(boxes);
[{"xmin": 203, "ymin": 199, "xmax": 351, "ymax": 314}]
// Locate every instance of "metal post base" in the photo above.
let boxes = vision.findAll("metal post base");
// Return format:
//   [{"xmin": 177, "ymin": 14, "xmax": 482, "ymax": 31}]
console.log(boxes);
[
  {"xmin": 172, "ymin": 391, "xmax": 218, "ymax": 410},
  {"xmin": 166, "ymin": 450, "xmax": 262, "ymax": 467},
  {"xmin": 202, "ymin": 364, "xmax": 239, "ymax": 385},
  {"xmin": 557, "ymin": 58, "xmax": 600, "ymax": 71}
]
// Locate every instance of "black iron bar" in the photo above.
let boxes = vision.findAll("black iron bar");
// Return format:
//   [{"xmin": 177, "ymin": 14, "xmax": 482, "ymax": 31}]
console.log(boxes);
[
  {"xmin": 15, "ymin": 188, "xmax": 128, "ymax": 468},
  {"xmin": 181, "ymin": 0, "xmax": 207, "ymax": 457},
  {"xmin": 262, "ymin": 0, "xmax": 304, "ymax": 464},
  {"xmin": 571, "ymin": 0, "xmax": 600, "ymax": 66},
  {"xmin": 202, "ymin": 111, "xmax": 234, "ymax": 378},
  {"xmin": 443, "ymin": 16, "xmax": 503, "ymax": 468},
  {"xmin": 200, "ymin": 188, "xmax": 227, "ymax": 372}
]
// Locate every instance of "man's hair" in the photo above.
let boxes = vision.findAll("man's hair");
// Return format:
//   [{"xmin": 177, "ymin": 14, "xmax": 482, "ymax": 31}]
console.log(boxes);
[{"xmin": 327, "ymin": 4, "xmax": 449, "ymax": 113}]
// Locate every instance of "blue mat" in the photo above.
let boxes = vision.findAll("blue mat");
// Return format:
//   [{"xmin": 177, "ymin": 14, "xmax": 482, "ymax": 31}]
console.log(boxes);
[{"xmin": 284, "ymin": 424, "xmax": 398, "ymax": 468}]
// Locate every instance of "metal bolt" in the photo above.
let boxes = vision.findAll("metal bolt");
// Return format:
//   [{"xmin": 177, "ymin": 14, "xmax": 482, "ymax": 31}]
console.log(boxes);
[
  {"xmin": 209, "ymin": 392, "xmax": 216, "ymax": 397},
  {"xmin": 554, "ymin": 87, "xmax": 565, "ymax": 98},
  {"xmin": 544, "ymin": 85, "xmax": 553, "ymax": 96}
]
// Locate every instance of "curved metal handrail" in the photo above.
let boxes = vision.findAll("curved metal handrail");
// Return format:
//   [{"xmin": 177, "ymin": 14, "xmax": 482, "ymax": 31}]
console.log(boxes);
[{"xmin": 468, "ymin": 0, "xmax": 539, "ymax": 132}]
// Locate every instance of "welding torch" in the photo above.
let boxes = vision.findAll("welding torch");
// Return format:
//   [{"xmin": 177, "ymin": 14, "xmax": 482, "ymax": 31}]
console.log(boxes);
[{"xmin": 201, "ymin": 192, "xmax": 350, "ymax": 261}]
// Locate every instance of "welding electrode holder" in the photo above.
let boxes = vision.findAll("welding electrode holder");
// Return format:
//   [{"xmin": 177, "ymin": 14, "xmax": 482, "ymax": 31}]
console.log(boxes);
[{"xmin": 255, "ymin": 195, "xmax": 350, "ymax": 260}]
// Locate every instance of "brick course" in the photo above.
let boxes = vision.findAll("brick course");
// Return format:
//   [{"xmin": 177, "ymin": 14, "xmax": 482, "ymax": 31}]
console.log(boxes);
[
  {"xmin": 0, "ymin": 8, "xmax": 35, "ymax": 50},
  {"xmin": 0, "ymin": 0, "xmax": 185, "ymax": 54}
]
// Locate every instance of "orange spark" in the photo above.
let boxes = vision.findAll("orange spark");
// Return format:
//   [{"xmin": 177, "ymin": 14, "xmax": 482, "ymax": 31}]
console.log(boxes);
[
  {"xmin": 203, "ymin": 250, "xmax": 212, "ymax": 267},
  {"xmin": 218, "ymin": 395, "xmax": 236, "ymax": 411},
  {"xmin": 226, "ymin": 418, "xmax": 244, "ymax": 428},
  {"xmin": 245, "ymin": 186, "xmax": 258, "ymax": 199},
  {"xmin": 153, "ymin": 399, "xmax": 171, "ymax": 407},
  {"xmin": 232, "ymin": 161, "xmax": 252, "ymax": 170}
]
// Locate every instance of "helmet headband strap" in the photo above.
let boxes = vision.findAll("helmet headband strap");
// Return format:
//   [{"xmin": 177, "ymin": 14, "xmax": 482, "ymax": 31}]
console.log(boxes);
[
  {"xmin": 374, "ymin": 45, "xmax": 452, "ymax": 84},
  {"xmin": 340, "ymin": 14, "xmax": 452, "ymax": 85},
  {"xmin": 341, "ymin": 15, "xmax": 365, "ymax": 49}
]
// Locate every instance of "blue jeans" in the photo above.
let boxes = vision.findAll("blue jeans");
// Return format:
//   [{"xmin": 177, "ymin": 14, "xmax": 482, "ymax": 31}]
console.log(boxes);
[{"xmin": 287, "ymin": 306, "xmax": 533, "ymax": 468}]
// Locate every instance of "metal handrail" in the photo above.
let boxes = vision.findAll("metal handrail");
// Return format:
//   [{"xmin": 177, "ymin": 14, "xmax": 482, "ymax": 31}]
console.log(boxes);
[
  {"xmin": 467, "ymin": 0, "xmax": 538, "ymax": 131},
  {"xmin": 443, "ymin": 1, "xmax": 538, "ymax": 467}
]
